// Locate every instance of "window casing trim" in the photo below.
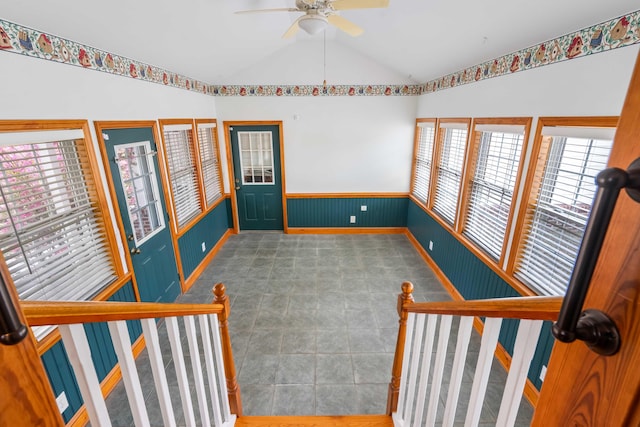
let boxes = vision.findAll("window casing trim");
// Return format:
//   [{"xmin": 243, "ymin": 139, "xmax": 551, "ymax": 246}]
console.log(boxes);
[
  {"xmin": 0, "ymin": 119, "xmax": 126, "ymax": 353},
  {"xmin": 458, "ymin": 117, "xmax": 532, "ymax": 266},
  {"xmin": 410, "ymin": 118, "xmax": 438, "ymax": 206},
  {"xmin": 505, "ymin": 116, "xmax": 619, "ymax": 295},
  {"xmin": 429, "ymin": 118, "xmax": 472, "ymax": 230}
]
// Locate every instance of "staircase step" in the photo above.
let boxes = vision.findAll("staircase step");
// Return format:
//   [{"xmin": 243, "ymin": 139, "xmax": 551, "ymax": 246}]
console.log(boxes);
[{"xmin": 236, "ymin": 415, "xmax": 394, "ymax": 427}]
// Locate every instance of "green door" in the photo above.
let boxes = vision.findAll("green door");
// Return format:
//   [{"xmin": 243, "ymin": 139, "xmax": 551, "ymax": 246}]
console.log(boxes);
[
  {"xmin": 101, "ymin": 126, "xmax": 181, "ymax": 303},
  {"xmin": 230, "ymin": 124, "xmax": 283, "ymax": 230}
]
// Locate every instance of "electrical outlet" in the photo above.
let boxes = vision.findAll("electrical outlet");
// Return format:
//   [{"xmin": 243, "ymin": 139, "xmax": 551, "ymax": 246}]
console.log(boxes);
[
  {"xmin": 201, "ymin": 242, "xmax": 206, "ymax": 252},
  {"xmin": 539, "ymin": 365, "xmax": 547, "ymax": 382},
  {"xmin": 429, "ymin": 240, "xmax": 434, "ymax": 251},
  {"xmin": 350, "ymin": 215, "xmax": 356, "ymax": 224},
  {"xmin": 56, "ymin": 392, "xmax": 69, "ymax": 413},
  {"xmin": 360, "ymin": 205, "xmax": 367, "ymax": 212}
]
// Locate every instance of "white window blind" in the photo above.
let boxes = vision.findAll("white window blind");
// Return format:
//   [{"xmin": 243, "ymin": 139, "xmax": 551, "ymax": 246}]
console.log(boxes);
[
  {"xmin": 463, "ymin": 130, "xmax": 524, "ymax": 260},
  {"xmin": 196, "ymin": 125, "xmax": 223, "ymax": 207},
  {"xmin": 411, "ymin": 123, "xmax": 435, "ymax": 204},
  {"xmin": 432, "ymin": 126, "xmax": 468, "ymax": 225},
  {"xmin": 162, "ymin": 127, "xmax": 202, "ymax": 228},
  {"xmin": 514, "ymin": 133, "xmax": 613, "ymax": 295},
  {"xmin": 0, "ymin": 137, "xmax": 117, "ymax": 338}
]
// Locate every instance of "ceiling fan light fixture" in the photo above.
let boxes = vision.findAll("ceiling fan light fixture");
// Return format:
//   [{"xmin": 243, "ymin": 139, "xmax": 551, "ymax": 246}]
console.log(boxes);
[{"xmin": 298, "ymin": 14, "xmax": 328, "ymax": 35}]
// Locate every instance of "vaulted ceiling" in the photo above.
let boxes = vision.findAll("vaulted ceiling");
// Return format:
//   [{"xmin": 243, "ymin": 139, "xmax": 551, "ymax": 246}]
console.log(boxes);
[{"xmin": 1, "ymin": 0, "xmax": 636, "ymax": 85}]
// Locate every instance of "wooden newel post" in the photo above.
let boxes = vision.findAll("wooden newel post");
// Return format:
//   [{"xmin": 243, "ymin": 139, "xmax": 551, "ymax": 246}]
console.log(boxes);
[
  {"xmin": 386, "ymin": 281, "xmax": 414, "ymax": 415},
  {"xmin": 213, "ymin": 283, "xmax": 243, "ymax": 416}
]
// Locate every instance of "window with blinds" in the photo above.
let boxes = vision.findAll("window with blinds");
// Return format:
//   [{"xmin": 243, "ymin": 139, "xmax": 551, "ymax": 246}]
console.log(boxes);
[
  {"xmin": 411, "ymin": 122, "xmax": 436, "ymax": 204},
  {"xmin": 514, "ymin": 127, "xmax": 614, "ymax": 295},
  {"xmin": 463, "ymin": 125, "xmax": 525, "ymax": 261},
  {"xmin": 196, "ymin": 123, "xmax": 223, "ymax": 207},
  {"xmin": 162, "ymin": 125, "xmax": 202, "ymax": 228},
  {"xmin": 0, "ymin": 130, "xmax": 117, "ymax": 339},
  {"xmin": 432, "ymin": 123, "xmax": 469, "ymax": 225}
]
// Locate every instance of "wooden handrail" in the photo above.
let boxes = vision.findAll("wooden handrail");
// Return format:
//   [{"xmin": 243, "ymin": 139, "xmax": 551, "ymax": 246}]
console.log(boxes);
[
  {"xmin": 387, "ymin": 282, "xmax": 563, "ymax": 415},
  {"xmin": 213, "ymin": 283, "xmax": 243, "ymax": 417},
  {"xmin": 386, "ymin": 281, "xmax": 415, "ymax": 415},
  {"xmin": 406, "ymin": 296, "xmax": 563, "ymax": 321},
  {"xmin": 21, "ymin": 300, "xmax": 224, "ymax": 326}
]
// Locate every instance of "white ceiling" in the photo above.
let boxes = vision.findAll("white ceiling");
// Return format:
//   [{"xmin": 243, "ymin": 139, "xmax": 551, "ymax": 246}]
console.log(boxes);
[{"xmin": 1, "ymin": 0, "xmax": 636, "ymax": 84}]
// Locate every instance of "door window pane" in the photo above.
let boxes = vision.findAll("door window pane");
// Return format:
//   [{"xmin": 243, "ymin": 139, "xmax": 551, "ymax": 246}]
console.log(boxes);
[
  {"xmin": 238, "ymin": 131, "xmax": 275, "ymax": 185},
  {"xmin": 114, "ymin": 141, "xmax": 165, "ymax": 245}
]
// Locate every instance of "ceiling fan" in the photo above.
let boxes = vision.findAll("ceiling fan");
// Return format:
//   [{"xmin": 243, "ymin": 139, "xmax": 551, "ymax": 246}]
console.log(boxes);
[{"xmin": 235, "ymin": 0, "xmax": 389, "ymax": 38}]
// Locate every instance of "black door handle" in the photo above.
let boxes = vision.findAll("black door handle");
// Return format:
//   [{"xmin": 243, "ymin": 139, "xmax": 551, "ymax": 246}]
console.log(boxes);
[
  {"xmin": 552, "ymin": 158, "xmax": 640, "ymax": 356},
  {"xmin": 0, "ymin": 272, "xmax": 28, "ymax": 345}
]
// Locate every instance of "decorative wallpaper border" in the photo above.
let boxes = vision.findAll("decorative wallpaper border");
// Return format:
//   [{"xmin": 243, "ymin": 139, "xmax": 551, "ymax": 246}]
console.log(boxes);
[
  {"xmin": 0, "ymin": 18, "xmax": 213, "ymax": 94},
  {"xmin": 1, "ymin": 11, "xmax": 639, "ymax": 97},
  {"xmin": 210, "ymin": 84, "xmax": 421, "ymax": 96},
  {"xmin": 419, "ymin": 10, "xmax": 640, "ymax": 94}
]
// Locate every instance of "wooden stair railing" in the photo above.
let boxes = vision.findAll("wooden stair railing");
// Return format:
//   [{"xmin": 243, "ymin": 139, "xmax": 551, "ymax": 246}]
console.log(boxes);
[
  {"xmin": 387, "ymin": 282, "xmax": 562, "ymax": 427},
  {"xmin": 21, "ymin": 283, "xmax": 241, "ymax": 427}
]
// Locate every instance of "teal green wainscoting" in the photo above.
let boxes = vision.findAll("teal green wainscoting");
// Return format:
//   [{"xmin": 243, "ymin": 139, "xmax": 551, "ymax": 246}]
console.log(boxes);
[
  {"xmin": 287, "ymin": 196, "xmax": 408, "ymax": 228},
  {"xmin": 40, "ymin": 281, "xmax": 142, "ymax": 423},
  {"xmin": 407, "ymin": 200, "xmax": 553, "ymax": 390},
  {"xmin": 178, "ymin": 198, "xmax": 231, "ymax": 279}
]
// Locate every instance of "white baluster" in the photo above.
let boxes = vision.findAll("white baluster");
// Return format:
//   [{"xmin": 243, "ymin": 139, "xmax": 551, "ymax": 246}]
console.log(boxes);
[
  {"xmin": 403, "ymin": 313, "xmax": 426, "ymax": 426},
  {"xmin": 495, "ymin": 319, "xmax": 543, "ymax": 427},
  {"xmin": 412, "ymin": 314, "xmax": 438, "ymax": 426},
  {"xmin": 209, "ymin": 313, "xmax": 234, "ymax": 425},
  {"xmin": 59, "ymin": 324, "xmax": 112, "ymax": 427},
  {"xmin": 166, "ymin": 316, "xmax": 196, "ymax": 426},
  {"xmin": 425, "ymin": 315, "xmax": 452, "ymax": 427},
  {"xmin": 141, "ymin": 318, "xmax": 176, "ymax": 427},
  {"xmin": 442, "ymin": 316, "xmax": 474, "ymax": 427},
  {"xmin": 199, "ymin": 315, "xmax": 223, "ymax": 427},
  {"xmin": 394, "ymin": 312, "xmax": 416, "ymax": 426},
  {"xmin": 464, "ymin": 317, "xmax": 502, "ymax": 427},
  {"xmin": 185, "ymin": 315, "xmax": 211, "ymax": 426},
  {"xmin": 107, "ymin": 320, "xmax": 150, "ymax": 427}
]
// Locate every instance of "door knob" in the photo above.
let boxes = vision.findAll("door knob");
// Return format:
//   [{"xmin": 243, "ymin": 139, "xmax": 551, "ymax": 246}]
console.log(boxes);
[
  {"xmin": 130, "ymin": 248, "xmax": 141, "ymax": 255},
  {"xmin": 127, "ymin": 234, "xmax": 134, "ymax": 241}
]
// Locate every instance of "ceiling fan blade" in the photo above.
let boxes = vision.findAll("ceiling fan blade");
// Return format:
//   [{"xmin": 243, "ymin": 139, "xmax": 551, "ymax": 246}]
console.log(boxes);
[
  {"xmin": 330, "ymin": 0, "xmax": 389, "ymax": 10},
  {"xmin": 235, "ymin": 8, "xmax": 299, "ymax": 14},
  {"xmin": 327, "ymin": 14, "xmax": 364, "ymax": 36},
  {"xmin": 282, "ymin": 18, "xmax": 302, "ymax": 39}
]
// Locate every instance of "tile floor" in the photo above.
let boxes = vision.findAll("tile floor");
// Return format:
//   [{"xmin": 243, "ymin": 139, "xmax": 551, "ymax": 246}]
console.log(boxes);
[{"xmin": 104, "ymin": 232, "xmax": 533, "ymax": 425}]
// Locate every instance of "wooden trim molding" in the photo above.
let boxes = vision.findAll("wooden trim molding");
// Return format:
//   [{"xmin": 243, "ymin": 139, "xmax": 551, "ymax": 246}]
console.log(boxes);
[
  {"xmin": 287, "ymin": 227, "xmax": 406, "ymax": 235},
  {"xmin": 285, "ymin": 192, "xmax": 409, "ymax": 199},
  {"xmin": 223, "ymin": 121, "xmax": 287, "ymax": 234}
]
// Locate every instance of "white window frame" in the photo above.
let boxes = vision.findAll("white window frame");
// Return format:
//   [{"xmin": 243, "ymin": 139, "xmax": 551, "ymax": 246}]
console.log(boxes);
[
  {"xmin": 159, "ymin": 122, "xmax": 203, "ymax": 232},
  {"xmin": 431, "ymin": 121, "xmax": 470, "ymax": 227},
  {"xmin": 461, "ymin": 121, "xmax": 528, "ymax": 263},
  {"xmin": 195, "ymin": 121, "xmax": 224, "ymax": 207},
  {"xmin": 410, "ymin": 120, "xmax": 436, "ymax": 205},
  {"xmin": 113, "ymin": 140, "xmax": 166, "ymax": 247},
  {"xmin": 512, "ymin": 122, "xmax": 616, "ymax": 296},
  {"xmin": 0, "ymin": 122, "xmax": 121, "ymax": 341}
]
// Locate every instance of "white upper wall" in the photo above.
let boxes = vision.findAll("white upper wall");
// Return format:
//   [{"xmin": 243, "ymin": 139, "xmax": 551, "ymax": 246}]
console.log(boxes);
[
  {"xmin": 224, "ymin": 40, "xmax": 415, "ymax": 85},
  {"xmin": 0, "ymin": 52, "xmax": 217, "ymax": 267},
  {"xmin": 215, "ymin": 95, "xmax": 418, "ymax": 193},
  {"xmin": 417, "ymin": 46, "xmax": 639, "ymax": 118},
  {"xmin": 0, "ymin": 53, "xmax": 217, "ymax": 121}
]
